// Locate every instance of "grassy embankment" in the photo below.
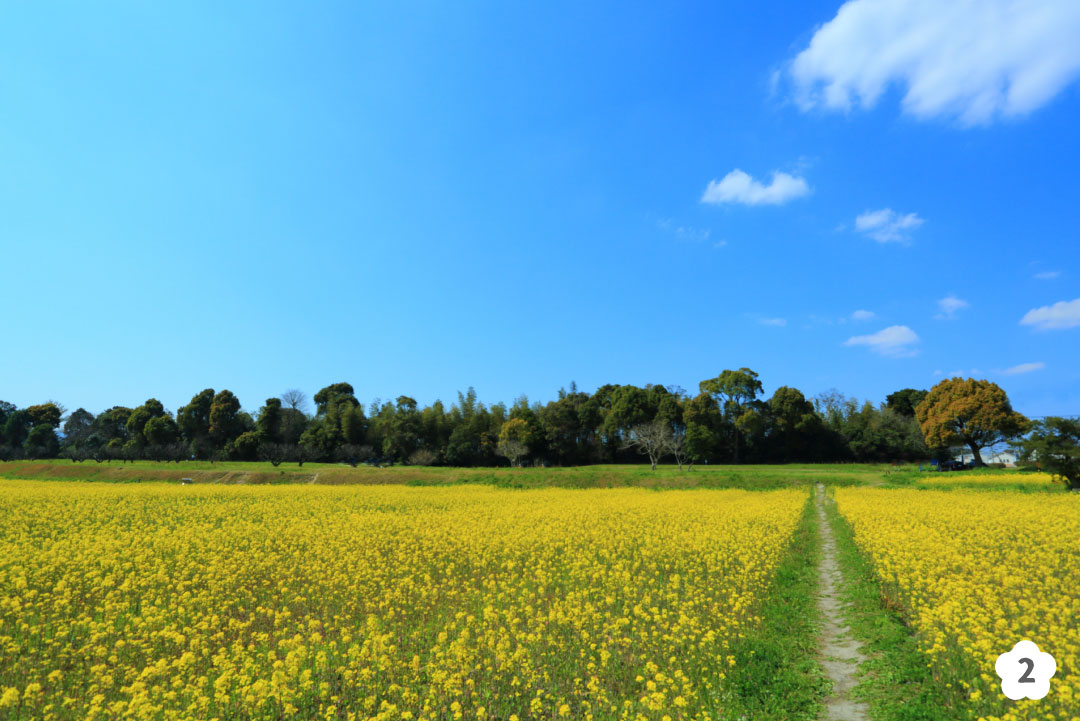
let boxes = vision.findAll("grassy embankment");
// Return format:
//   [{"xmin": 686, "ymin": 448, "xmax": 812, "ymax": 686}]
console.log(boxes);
[{"xmin": 0, "ymin": 460, "xmax": 896, "ymax": 488}]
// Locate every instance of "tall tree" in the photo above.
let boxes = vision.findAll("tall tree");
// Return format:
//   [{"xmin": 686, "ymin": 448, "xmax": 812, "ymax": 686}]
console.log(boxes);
[
  {"xmin": 61, "ymin": 408, "xmax": 96, "ymax": 456},
  {"xmin": 699, "ymin": 368, "xmax": 763, "ymax": 463},
  {"xmin": 178, "ymin": 389, "xmax": 215, "ymax": 458},
  {"xmin": 256, "ymin": 398, "xmax": 283, "ymax": 443},
  {"xmin": 209, "ymin": 390, "xmax": 243, "ymax": 449},
  {"xmin": 915, "ymin": 378, "xmax": 1029, "ymax": 466}
]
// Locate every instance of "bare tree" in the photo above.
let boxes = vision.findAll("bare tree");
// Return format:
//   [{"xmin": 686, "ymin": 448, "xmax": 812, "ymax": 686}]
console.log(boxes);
[
  {"xmin": 667, "ymin": 426, "xmax": 692, "ymax": 471},
  {"xmin": 622, "ymin": 419, "xmax": 672, "ymax": 470},
  {"xmin": 408, "ymin": 448, "xmax": 438, "ymax": 466},
  {"xmin": 280, "ymin": 389, "xmax": 309, "ymax": 414},
  {"xmin": 497, "ymin": 438, "xmax": 529, "ymax": 467}
]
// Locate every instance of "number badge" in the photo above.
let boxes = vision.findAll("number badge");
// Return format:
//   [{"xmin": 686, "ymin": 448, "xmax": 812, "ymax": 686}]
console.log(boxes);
[{"xmin": 995, "ymin": 640, "xmax": 1056, "ymax": 700}]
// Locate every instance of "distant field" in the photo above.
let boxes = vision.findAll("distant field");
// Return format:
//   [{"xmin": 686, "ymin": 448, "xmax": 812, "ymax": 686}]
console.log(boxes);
[{"xmin": 0, "ymin": 460, "xmax": 903, "ymax": 489}]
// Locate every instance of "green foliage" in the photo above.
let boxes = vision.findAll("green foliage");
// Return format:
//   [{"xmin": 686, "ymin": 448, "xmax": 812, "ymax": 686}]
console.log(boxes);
[
  {"xmin": 1019, "ymin": 416, "xmax": 1080, "ymax": 489},
  {"xmin": 24, "ymin": 424, "xmax": 60, "ymax": 459},
  {"xmin": 230, "ymin": 431, "xmax": 261, "ymax": 461},
  {"xmin": 208, "ymin": 390, "xmax": 242, "ymax": 448},
  {"xmin": 26, "ymin": 403, "xmax": 62, "ymax": 428},
  {"xmin": 178, "ymin": 389, "xmax": 215, "ymax": 456},
  {"xmin": 700, "ymin": 368, "xmax": 763, "ymax": 463},
  {"xmin": 143, "ymin": 415, "xmax": 179, "ymax": 447},
  {"xmin": 884, "ymin": 388, "xmax": 928, "ymax": 418}
]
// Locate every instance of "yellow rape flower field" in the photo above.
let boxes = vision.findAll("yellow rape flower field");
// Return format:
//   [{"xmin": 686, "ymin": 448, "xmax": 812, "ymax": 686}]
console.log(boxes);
[
  {"xmin": 834, "ymin": 488, "xmax": 1080, "ymax": 721},
  {"xmin": 917, "ymin": 472, "xmax": 1060, "ymax": 489},
  {"xmin": 0, "ymin": 481, "xmax": 806, "ymax": 721}
]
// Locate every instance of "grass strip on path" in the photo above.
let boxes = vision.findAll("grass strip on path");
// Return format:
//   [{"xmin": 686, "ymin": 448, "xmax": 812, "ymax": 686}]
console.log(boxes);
[
  {"xmin": 823, "ymin": 493, "xmax": 969, "ymax": 721},
  {"xmin": 720, "ymin": 494, "xmax": 828, "ymax": 720}
]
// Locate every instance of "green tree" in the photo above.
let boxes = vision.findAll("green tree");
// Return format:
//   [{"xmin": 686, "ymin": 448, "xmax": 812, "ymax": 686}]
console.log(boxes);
[
  {"xmin": 26, "ymin": 403, "xmax": 63, "ymax": 428},
  {"xmin": 699, "ymin": 368, "xmax": 762, "ymax": 463},
  {"xmin": 383, "ymin": 396, "xmax": 421, "ymax": 462},
  {"xmin": 915, "ymin": 378, "xmax": 1029, "ymax": 467},
  {"xmin": 126, "ymin": 399, "xmax": 166, "ymax": 448},
  {"xmin": 497, "ymin": 418, "xmax": 532, "ymax": 467},
  {"xmin": 209, "ymin": 390, "xmax": 243, "ymax": 449},
  {"xmin": 143, "ymin": 415, "xmax": 179, "ymax": 447},
  {"xmin": 24, "ymin": 424, "xmax": 60, "ymax": 459},
  {"xmin": 682, "ymin": 393, "xmax": 722, "ymax": 463},
  {"xmin": 256, "ymin": 398, "xmax": 283, "ymax": 443},
  {"xmin": 178, "ymin": 389, "xmax": 215, "ymax": 457},
  {"xmin": 231, "ymin": 431, "xmax": 261, "ymax": 461},
  {"xmin": 885, "ymin": 388, "xmax": 929, "ymax": 418},
  {"xmin": 61, "ymin": 408, "xmax": 96, "ymax": 458},
  {"xmin": 1018, "ymin": 417, "xmax": 1080, "ymax": 490},
  {"xmin": 765, "ymin": 386, "xmax": 827, "ymax": 462}
]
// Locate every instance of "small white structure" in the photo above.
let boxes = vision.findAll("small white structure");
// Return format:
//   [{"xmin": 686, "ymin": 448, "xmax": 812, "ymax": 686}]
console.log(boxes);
[{"xmin": 954, "ymin": 449, "xmax": 1018, "ymax": 467}]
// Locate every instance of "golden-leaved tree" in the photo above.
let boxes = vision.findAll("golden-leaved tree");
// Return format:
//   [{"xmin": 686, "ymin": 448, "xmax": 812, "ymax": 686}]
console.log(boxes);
[{"xmin": 915, "ymin": 377, "xmax": 1029, "ymax": 466}]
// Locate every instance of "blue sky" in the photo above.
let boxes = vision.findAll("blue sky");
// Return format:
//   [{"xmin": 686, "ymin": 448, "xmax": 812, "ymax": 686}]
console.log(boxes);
[{"xmin": 2, "ymin": 0, "xmax": 1078, "ymax": 418}]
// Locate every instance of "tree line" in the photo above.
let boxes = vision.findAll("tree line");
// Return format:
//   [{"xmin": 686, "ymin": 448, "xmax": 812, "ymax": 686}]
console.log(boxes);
[{"xmin": 1, "ymin": 370, "xmax": 1072, "ymax": 477}]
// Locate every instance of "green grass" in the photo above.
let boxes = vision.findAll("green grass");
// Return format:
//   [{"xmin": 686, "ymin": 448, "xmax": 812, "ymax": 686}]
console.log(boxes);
[
  {"xmin": 719, "ymin": 495, "xmax": 828, "ymax": 720},
  {"xmin": 823, "ymin": 493, "xmax": 972, "ymax": 720},
  {"xmin": 0, "ymin": 459, "xmax": 900, "ymax": 489}
]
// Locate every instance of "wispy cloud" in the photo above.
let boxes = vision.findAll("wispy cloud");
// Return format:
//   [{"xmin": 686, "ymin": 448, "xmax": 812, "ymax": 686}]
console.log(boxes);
[
  {"xmin": 844, "ymin": 325, "xmax": 920, "ymax": 357},
  {"xmin": 1001, "ymin": 362, "xmax": 1046, "ymax": 375},
  {"xmin": 1020, "ymin": 298, "xmax": 1080, "ymax": 330},
  {"xmin": 854, "ymin": 208, "xmax": 924, "ymax": 243},
  {"xmin": 656, "ymin": 218, "xmax": 711, "ymax": 243},
  {"xmin": 756, "ymin": 316, "xmax": 788, "ymax": 327},
  {"xmin": 788, "ymin": 0, "xmax": 1080, "ymax": 125},
  {"xmin": 1034, "ymin": 270, "xmax": 1061, "ymax": 280},
  {"xmin": 701, "ymin": 169, "xmax": 810, "ymax": 206},
  {"xmin": 851, "ymin": 309, "xmax": 875, "ymax": 321},
  {"xmin": 935, "ymin": 295, "xmax": 970, "ymax": 320}
]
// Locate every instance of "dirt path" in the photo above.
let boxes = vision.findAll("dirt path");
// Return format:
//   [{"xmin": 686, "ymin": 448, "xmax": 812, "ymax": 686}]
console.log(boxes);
[{"xmin": 815, "ymin": 483, "xmax": 871, "ymax": 721}]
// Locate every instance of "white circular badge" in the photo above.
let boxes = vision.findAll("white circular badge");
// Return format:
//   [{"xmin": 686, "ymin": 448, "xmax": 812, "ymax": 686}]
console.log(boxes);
[{"xmin": 995, "ymin": 640, "xmax": 1056, "ymax": 701}]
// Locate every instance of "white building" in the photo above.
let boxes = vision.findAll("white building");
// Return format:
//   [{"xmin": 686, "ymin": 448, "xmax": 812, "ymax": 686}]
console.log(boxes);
[{"xmin": 954, "ymin": 448, "xmax": 1019, "ymax": 466}]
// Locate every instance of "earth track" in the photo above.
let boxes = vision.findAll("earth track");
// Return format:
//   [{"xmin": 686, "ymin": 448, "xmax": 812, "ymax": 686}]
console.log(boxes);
[{"xmin": 815, "ymin": 483, "xmax": 870, "ymax": 721}]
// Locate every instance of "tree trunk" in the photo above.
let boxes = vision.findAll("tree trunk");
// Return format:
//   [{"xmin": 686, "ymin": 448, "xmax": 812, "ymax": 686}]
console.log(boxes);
[{"xmin": 967, "ymin": 441, "xmax": 985, "ymax": 467}]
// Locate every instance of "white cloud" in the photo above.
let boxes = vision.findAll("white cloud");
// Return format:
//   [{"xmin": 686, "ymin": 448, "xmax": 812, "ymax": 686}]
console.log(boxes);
[
  {"xmin": 851, "ymin": 309, "xmax": 875, "ymax": 321},
  {"xmin": 1034, "ymin": 270, "xmax": 1061, "ymax": 280},
  {"xmin": 757, "ymin": 317, "xmax": 788, "ymax": 327},
  {"xmin": 935, "ymin": 295, "xmax": 970, "ymax": 319},
  {"xmin": 1001, "ymin": 361, "xmax": 1046, "ymax": 375},
  {"xmin": 1020, "ymin": 297, "xmax": 1080, "ymax": 330},
  {"xmin": 844, "ymin": 324, "xmax": 920, "ymax": 357},
  {"xmin": 854, "ymin": 208, "xmax": 924, "ymax": 243},
  {"xmin": 789, "ymin": 0, "xmax": 1080, "ymax": 125},
  {"xmin": 701, "ymin": 169, "xmax": 810, "ymax": 206}
]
